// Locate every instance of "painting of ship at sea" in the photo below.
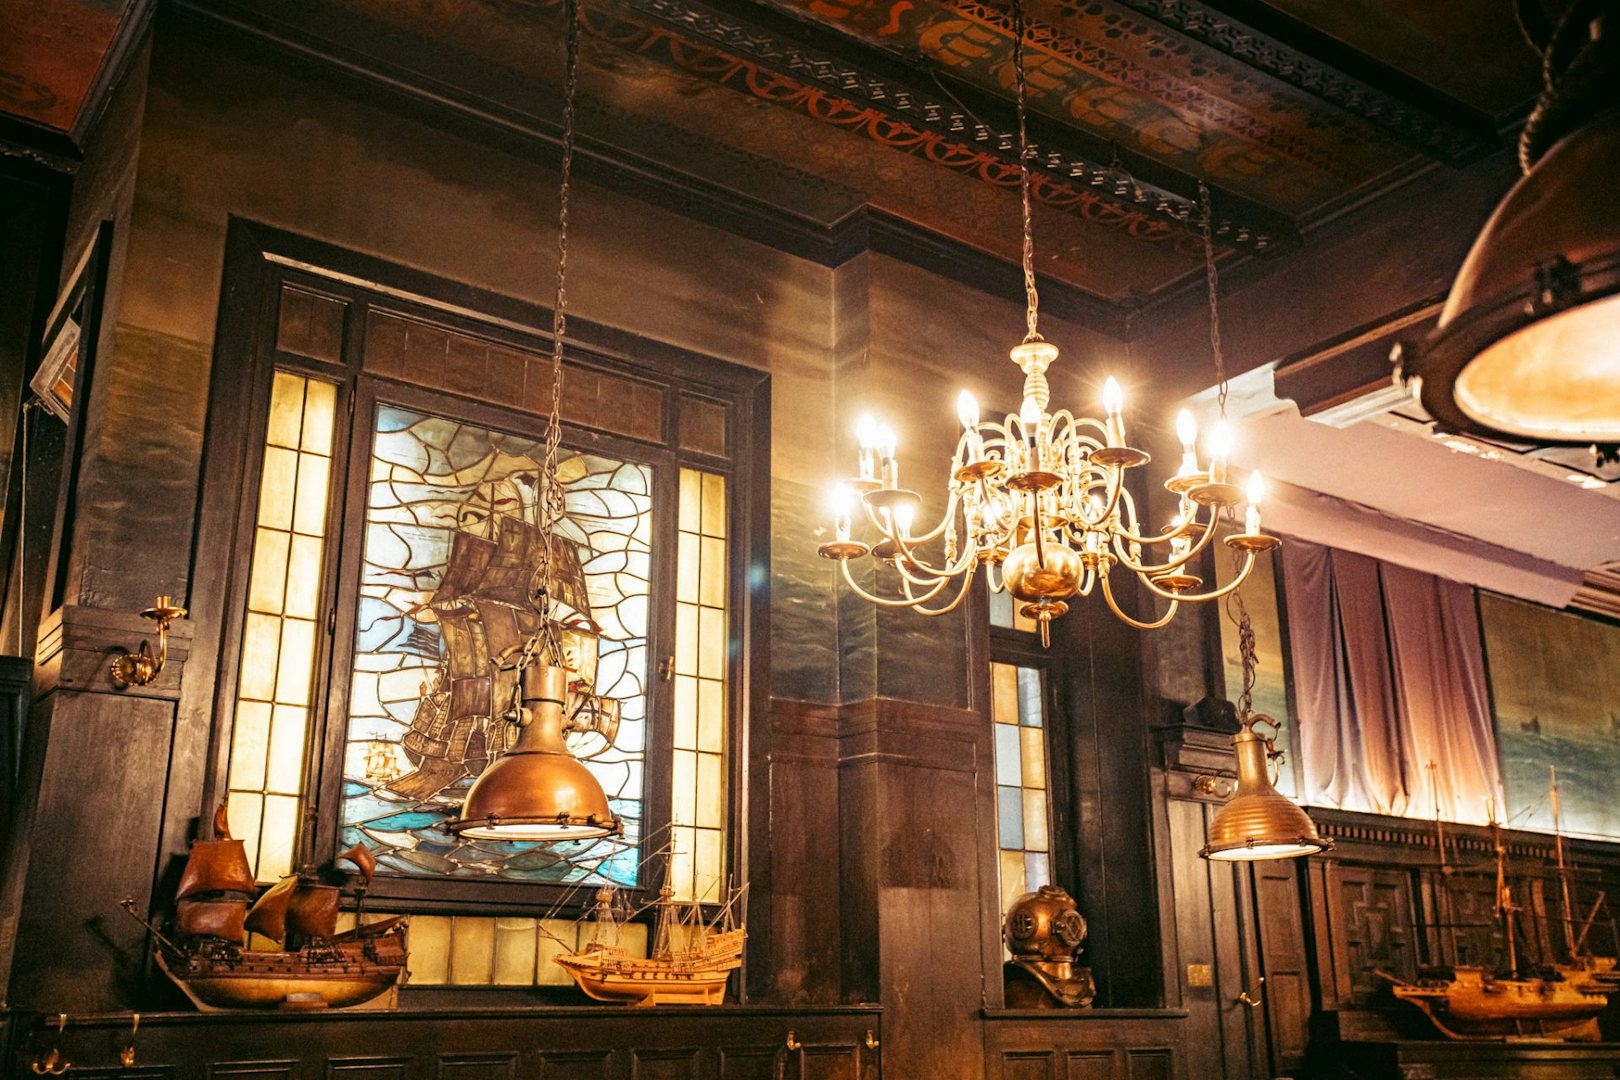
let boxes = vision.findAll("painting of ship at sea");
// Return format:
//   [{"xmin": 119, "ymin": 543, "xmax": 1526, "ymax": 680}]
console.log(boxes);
[
  {"xmin": 1002, "ymin": 884, "xmax": 1095, "ymax": 1008},
  {"xmin": 448, "ymin": 662, "xmax": 622, "ymax": 840}
]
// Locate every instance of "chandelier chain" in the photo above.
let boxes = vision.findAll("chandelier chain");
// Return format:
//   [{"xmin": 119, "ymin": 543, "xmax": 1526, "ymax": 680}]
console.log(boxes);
[
  {"xmin": 1013, "ymin": 0, "xmax": 1041, "ymax": 343},
  {"xmin": 1199, "ymin": 180, "xmax": 1227, "ymax": 420},
  {"xmin": 1226, "ymin": 572, "xmax": 1256, "ymax": 720},
  {"xmin": 533, "ymin": 0, "xmax": 582, "ymax": 665}
]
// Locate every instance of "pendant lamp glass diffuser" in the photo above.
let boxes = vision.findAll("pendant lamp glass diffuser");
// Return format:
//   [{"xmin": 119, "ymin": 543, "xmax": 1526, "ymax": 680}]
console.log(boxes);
[{"xmin": 447, "ymin": 0, "xmax": 620, "ymax": 843}]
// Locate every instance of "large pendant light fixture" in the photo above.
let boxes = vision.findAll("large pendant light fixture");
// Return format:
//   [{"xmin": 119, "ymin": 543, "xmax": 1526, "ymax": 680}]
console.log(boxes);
[
  {"xmin": 1199, "ymin": 597, "xmax": 1329, "ymax": 862},
  {"xmin": 449, "ymin": 0, "xmax": 620, "ymax": 843},
  {"xmin": 1395, "ymin": 0, "xmax": 1620, "ymax": 445},
  {"xmin": 818, "ymin": 0, "xmax": 1277, "ymax": 645}
]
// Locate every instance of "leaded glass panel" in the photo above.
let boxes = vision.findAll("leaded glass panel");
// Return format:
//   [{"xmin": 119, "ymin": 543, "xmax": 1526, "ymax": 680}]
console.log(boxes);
[{"xmin": 341, "ymin": 403, "xmax": 652, "ymax": 885}]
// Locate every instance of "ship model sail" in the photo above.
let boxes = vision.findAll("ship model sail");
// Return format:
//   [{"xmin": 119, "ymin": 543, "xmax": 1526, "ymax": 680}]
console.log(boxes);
[
  {"xmin": 123, "ymin": 803, "xmax": 407, "ymax": 1011},
  {"xmin": 386, "ymin": 517, "xmax": 615, "ymax": 805},
  {"xmin": 1382, "ymin": 780, "xmax": 1609, "ymax": 1040},
  {"xmin": 553, "ymin": 865, "xmax": 747, "ymax": 1007}
]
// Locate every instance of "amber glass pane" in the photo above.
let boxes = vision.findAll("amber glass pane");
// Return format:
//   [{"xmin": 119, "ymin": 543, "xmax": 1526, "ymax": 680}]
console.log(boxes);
[
  {"xmin": 224, "ymin": 372, "xmax": 338, "ymax": 881},
  {"xmin": 671, "ymin": 468, "xmax": 730, "ymax": 902},
  {"xmin": 990, "ymin": 662, "xmax": 1052, "ymax": 916}
]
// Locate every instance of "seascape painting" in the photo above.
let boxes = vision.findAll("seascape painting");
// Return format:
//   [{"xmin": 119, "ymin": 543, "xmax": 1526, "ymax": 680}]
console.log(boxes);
[{"xmin": 1479, "ymin": 592, "xmax": 1620, "ymax": 841}]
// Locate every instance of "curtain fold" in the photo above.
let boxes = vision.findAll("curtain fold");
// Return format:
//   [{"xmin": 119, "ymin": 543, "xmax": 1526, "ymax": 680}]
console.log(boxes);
[{"xmin": 1282, "ymin": 539, "xmax": 1501, "ymax": 823}]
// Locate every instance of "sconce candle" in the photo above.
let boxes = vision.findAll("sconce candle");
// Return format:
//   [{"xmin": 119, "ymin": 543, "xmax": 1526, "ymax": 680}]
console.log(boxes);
[
  {"xmin": 1103, "ymin": 377, "xmax": 1125, "ymax": 448},
  {"xmin": 877, "ymin": 424, "xmax": 899, "ymax": 489},
  {"xmin": 1175, "ymin": 409, "xmax": 1199, "ymax": 477},
  {"xmin": 958, "ymin": 390, "xmax": 982, "ymax": 462},
  {"xmin": 1244, "ymin": 472, "xmax": 1264, "ymax": 535},
  {"xmin": 833, "ymin": 484, "xmax": 855, "ymax": 542},
  {"xmin": 1209, "ymin": 420, "xmax": 1233, "ymax": 484},
  {"xmin": 1020, "ymin": 397, "xmax": 1043, "ymax": 471}
]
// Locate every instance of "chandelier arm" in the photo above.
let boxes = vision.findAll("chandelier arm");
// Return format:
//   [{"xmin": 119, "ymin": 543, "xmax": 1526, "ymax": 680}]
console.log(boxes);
[
  {"xmin": 905, "ymin": 567, "xmax": 980, "ymax": 616},
  {"xmin": 839, "ymin": 559, "xmax": 950, "ymax": 608},
  {"xmin": 1099, "ymin": 571, "xmax": 1182, "ymax": 630},
  {"xmin": 1108, "ymin": 513, "xmax": 1223, "ymax": 574},
  {"xmin": 889, "ymin": 538, "xmax": 981, "ymax": 583},
  {"xmin": 986, "ymin": 561, "xmax": 1007, "ymax": 592},
  {"xmin": 1134, "ymin": 552, "xmax": 1258, "ymax": 603}
]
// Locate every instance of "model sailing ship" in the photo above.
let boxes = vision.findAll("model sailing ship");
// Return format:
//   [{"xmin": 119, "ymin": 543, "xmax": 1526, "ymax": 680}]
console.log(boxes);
[
  {"xmin": 1546, "ymin": 766, "xmax": 1620, "ymax": 996},
  {"xmin": 122, "ymin": 802, "xmax": 407, "ymax": 1011},
  {"xmin": 553, "ymin": 866, "xmax": 747, "ymax": 1006},
  {"xmin": 1382, "ymin": 774, "xmax": 1608, "ymax": 1040}
]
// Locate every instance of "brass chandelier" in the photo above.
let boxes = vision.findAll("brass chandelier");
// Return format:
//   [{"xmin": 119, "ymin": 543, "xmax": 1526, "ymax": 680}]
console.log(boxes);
[{"xmin": 818, "ymin": 0, "xmax": 1277, "ymax": 644}]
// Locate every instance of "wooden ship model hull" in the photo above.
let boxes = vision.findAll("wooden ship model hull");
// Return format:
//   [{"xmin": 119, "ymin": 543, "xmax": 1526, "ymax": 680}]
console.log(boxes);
[
  {"xmin": 556, "ymin": 929, "xmax": 745, "ymax": 1007},
  {"xmin": 1390, "ymin": 967, "xmax": 1608, "ymax": 1041},
  {"xmin": 155, "ymin": 946, "xmax": 404, "ymax": 1012}
]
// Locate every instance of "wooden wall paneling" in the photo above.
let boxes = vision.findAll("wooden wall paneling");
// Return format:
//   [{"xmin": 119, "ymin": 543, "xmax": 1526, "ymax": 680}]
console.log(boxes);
[
  {"xmin": 791, "ymin": 1044, "xmax": 864, "ymax": 1080},
  {"xmin": 5, "ymin": 688, "xmax": 176, "ymax": 1010},
  {"xmin": 717, "ymin": 1046, "xmax": 779, "ymax": 1080},
  {"xmin": 326, "ymin": 1058, "xmax": 411, "ymax": 1080},
  {"xmin": 437, "ymin": 1054, "xmax": 518, "ymax": 1080},
  {"xmin": 631, "ymin": 1048, "xmax": 701, "ymax": 1080},
  {"xmin": 536, "ymin": 1050, "xmax": 615, "ymax": 1080},
  {"xmin": 765, "ymin": 700, "xmax": 843, "ymax": 1004},
  {"xmin": 1249, "ymin": 861, "xmax": 1312, "ymax": 1072},
  {"xmin": 1165, "ymin": 798, "xmax": 1232, "ymax": 1080},
  {"xmin": 982, "ymin": 1014, "xmax": 1188, "ymax": 1080},
  {"xmin": 1060, "ymin": 1049, "xmax": 1113, "ymax": 1079},
  {"xmin": 1322, "ymin": 862, "xmax": 1418, "ymax": 1003},
  {"xmin": 207, "ymin": 1063, "xmax": 297, "ymax": 1080},
  {"xmin": 1122, "ymin": 1049, "xmax": 1171, "ymax": 1080},
  {"xmin": 998, "ymin": 1051, "xmax": 1056, "ymax": 1080}
]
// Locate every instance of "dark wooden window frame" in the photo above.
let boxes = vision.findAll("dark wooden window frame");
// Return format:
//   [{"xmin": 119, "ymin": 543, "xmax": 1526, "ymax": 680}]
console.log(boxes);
[{"xmin": 185, "ymin": 219, "xmax": 770, "ymax": 919}]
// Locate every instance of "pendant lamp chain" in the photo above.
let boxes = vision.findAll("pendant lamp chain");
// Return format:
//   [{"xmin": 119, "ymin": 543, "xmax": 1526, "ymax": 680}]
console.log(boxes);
[
  {"xmin": 1013, "ymin": 0, "xmax": 1041, "ymax": 344},
  {"xmin": 532, "ymin": 0, "xmax": 582, "ymax": 667},
  {"xmin": 1199, "ymin": 180, "xmax": 1227, "ymax": 421}
]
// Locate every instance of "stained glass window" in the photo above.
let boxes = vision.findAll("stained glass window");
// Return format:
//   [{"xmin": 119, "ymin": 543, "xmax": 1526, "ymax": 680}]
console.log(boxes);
[
  {"xmin": 225, "ymin": 371, "xmax": 337, "ymax": 882},
  {"xmin": 670, "ymin": 468, "xmax": 729, "ymax": 902},
  {"xmin": 340, "ymin": 404, "xmax": 652, "ymax": 885},
  {"xmin": 992, "ymin": 661, "xmax": 1050, "ymax": 915}
]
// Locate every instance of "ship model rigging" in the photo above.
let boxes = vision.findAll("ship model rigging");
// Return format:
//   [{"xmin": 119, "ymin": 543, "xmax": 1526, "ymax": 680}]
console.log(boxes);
[
  {"xmin": 551, "ymin": 852, "xmax": 748, "ymax": 1006},
  {"xmin": 122, "ymin": 803, "xmax": 407, "ymax": 1011},
  {"xmin": 1381, "ymin": 768, "xmax": 1612, "ymax": 1040}
]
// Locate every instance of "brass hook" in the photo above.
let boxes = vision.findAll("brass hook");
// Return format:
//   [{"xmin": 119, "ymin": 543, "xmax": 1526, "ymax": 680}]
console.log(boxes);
[
  {"xmin": 111, "ymin": 595, "xmax": 187, "ymax": 687},
  {"xmin": 785, "ymin": 1031, "xmax": 802, "ymax": 1051},
  {"xmin": 1238, "ymin": 975, "xmax": 1265, "ymax": 1008},
  {"xmin": 865, "ymin": 1030, "xmax": 880, "ymax": 1050},
  {"xmin": 120, "ymin": 1013, "xmax": 140, "ymax": 1068},
  {"xmin": 1193, "ymin": 774, "xmax": 1233, "ymax": 798},
  {"xmin": 29, "ymin": 1013, "xmax": 70, "ymax": 1075}
]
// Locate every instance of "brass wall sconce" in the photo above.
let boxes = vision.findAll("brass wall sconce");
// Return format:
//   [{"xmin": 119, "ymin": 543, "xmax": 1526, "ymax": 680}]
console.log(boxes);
[{"xmin": 111, "ymin": 595, "xmax": 187, "ymax": 687}]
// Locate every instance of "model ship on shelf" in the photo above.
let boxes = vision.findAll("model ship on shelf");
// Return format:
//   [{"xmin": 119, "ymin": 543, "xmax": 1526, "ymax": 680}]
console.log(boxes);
[
  {"xmin": 122, "ymin": 802, "xmax": 407, "ymax": 1011},
  {"xmin": 552, "ymin": 864, "xmax": 747, "ymax": 1006},
  {"xmin": 1381, "ymin": 784, "xmax": 1608, "ymax": 1041},
  {"xmin": 1545, "ymin": 765, "xmax": 1620, "ymax": 996}
]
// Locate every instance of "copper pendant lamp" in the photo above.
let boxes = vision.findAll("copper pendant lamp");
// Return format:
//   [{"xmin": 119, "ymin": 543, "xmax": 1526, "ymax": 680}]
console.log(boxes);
[
  {"xmin": 1199, "ymin": 596, "xmax": 1329, "ymax": 862},
  {"xmin": 1396, "ymin": 0, "xmax": 1620, "ymax": 445},
  {"xmin": 447, "ymin": 0, "xmax": 620, "ymax": 843}
]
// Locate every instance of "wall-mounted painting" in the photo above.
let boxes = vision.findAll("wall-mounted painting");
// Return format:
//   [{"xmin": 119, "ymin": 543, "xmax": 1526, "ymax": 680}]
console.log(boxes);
[{"xmin": 1480, "ymin": 592, "xmax": 1620, "ymax": 840}]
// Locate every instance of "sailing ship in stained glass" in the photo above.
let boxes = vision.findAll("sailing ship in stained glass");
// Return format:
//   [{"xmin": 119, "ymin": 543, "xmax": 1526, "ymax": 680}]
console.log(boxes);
[{"xmin": 341, "ymin": 404, "xmax": 652, "ymax": 885}]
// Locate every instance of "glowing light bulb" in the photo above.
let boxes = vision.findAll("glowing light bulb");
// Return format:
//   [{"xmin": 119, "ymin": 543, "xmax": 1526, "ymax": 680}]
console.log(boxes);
[
  {"xmin": 894, "ymin": 502, "xmax": 915, "ymax": 536},
  {"xmin": 1245, "ymin": 471, "xmax": 1264, "ymax": 535},
  {"xmin": 1175, "ymin": 409, "xmax": 1200, "ymax": 477},
  {"xmin": 957, "ymin": 390, "xmax": 982, "ymax": 462},
  {"xmin": 1209, "ymin": 420, "xmax": 1233, "ymax": 483},
  {"xmin": 1020, "ymin": 397, "xmax": 1042, "ymax": 470},
  {"xmin": 856, "ymin": 414, "xmax": 879, "ymax": 480},
  {"xmin": 1169, "ymin": 511, "xmax": 1191, "ymax": 560},
  {"xmin": 1102, "ymin": 377, "xmax": 1125, "ymax": 447},
  {"xmin": 876, "ymin": 424, "xmax": 899, "ymax": 488},
  {"xmin": 831, "ymin": 484, "xmax": 855, "ymax": 541}
]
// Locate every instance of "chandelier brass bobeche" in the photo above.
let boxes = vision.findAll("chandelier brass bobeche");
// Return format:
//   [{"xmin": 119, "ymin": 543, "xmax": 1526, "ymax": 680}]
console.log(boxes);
[{"xmin": 817, "ymin": 0, "xmax": 1276, "ymax": 643}]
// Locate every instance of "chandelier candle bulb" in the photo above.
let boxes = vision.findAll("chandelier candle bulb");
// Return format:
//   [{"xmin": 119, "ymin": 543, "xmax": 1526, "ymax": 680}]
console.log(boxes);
[
  {"xmin": 833, "ymin": 484, "xmax": 855, "ymax": 542},
  {"xmin": 878, "ymin": 424, "xmax": 898, "ymax": 488},
  {"xmin": 857, "ymin": 414, "xmax": 880, "ymax": 481},
  {"xmin": 1021, "ymin": 397, "xmax": 1043, "ymax": 471},
  {"xmin": 1102, "ymin": 377, "xmax": 1125, "ymax": 447},
  {"xmin": 958, "ymin": 391, "xmax": 983, "ymax": 462},
  {"xmin": 1175, "ymin": 409, "xmax": 1199, "ymax": 475},
  {"xmin": 1169, "ymin": 514, "xmax": 1190, "ymax": 560},
  {"xmin": 1244, "ymin": 473, "xmax": 1264, "ymax": 535},
  {"xmin": 1210, "ymin": 420, "xmax": 1233, "ymax": 484}
]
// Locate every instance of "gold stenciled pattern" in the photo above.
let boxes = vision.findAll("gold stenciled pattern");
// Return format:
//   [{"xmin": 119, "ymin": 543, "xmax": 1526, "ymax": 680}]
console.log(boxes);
[
  {"xmin": 992, "ymin": 662, "xmax": 1050, "ymax": 916},
  {"xmin": 226, "ymin": 371, "xmax": 337, "ymax": 881},
  {"xmin": 671, "ymin": 468, "xmax": 729, "ymax": 902}
]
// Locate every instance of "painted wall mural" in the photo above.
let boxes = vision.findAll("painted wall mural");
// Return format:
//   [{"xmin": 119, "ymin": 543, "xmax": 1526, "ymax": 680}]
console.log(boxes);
[
  {"xmin": 1480, "ymin": 592, "xmax": 1620, "ymax": 842},
  {"xmin": 341, "ymin": 404, "xmax": 652, "ymax": 885}
]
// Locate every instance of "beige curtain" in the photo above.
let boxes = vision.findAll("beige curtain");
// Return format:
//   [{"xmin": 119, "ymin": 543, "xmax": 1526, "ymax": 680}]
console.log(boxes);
[{"xmin": 1282, "ymin": 540, "xmax": 1501, "ymax": 823}]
